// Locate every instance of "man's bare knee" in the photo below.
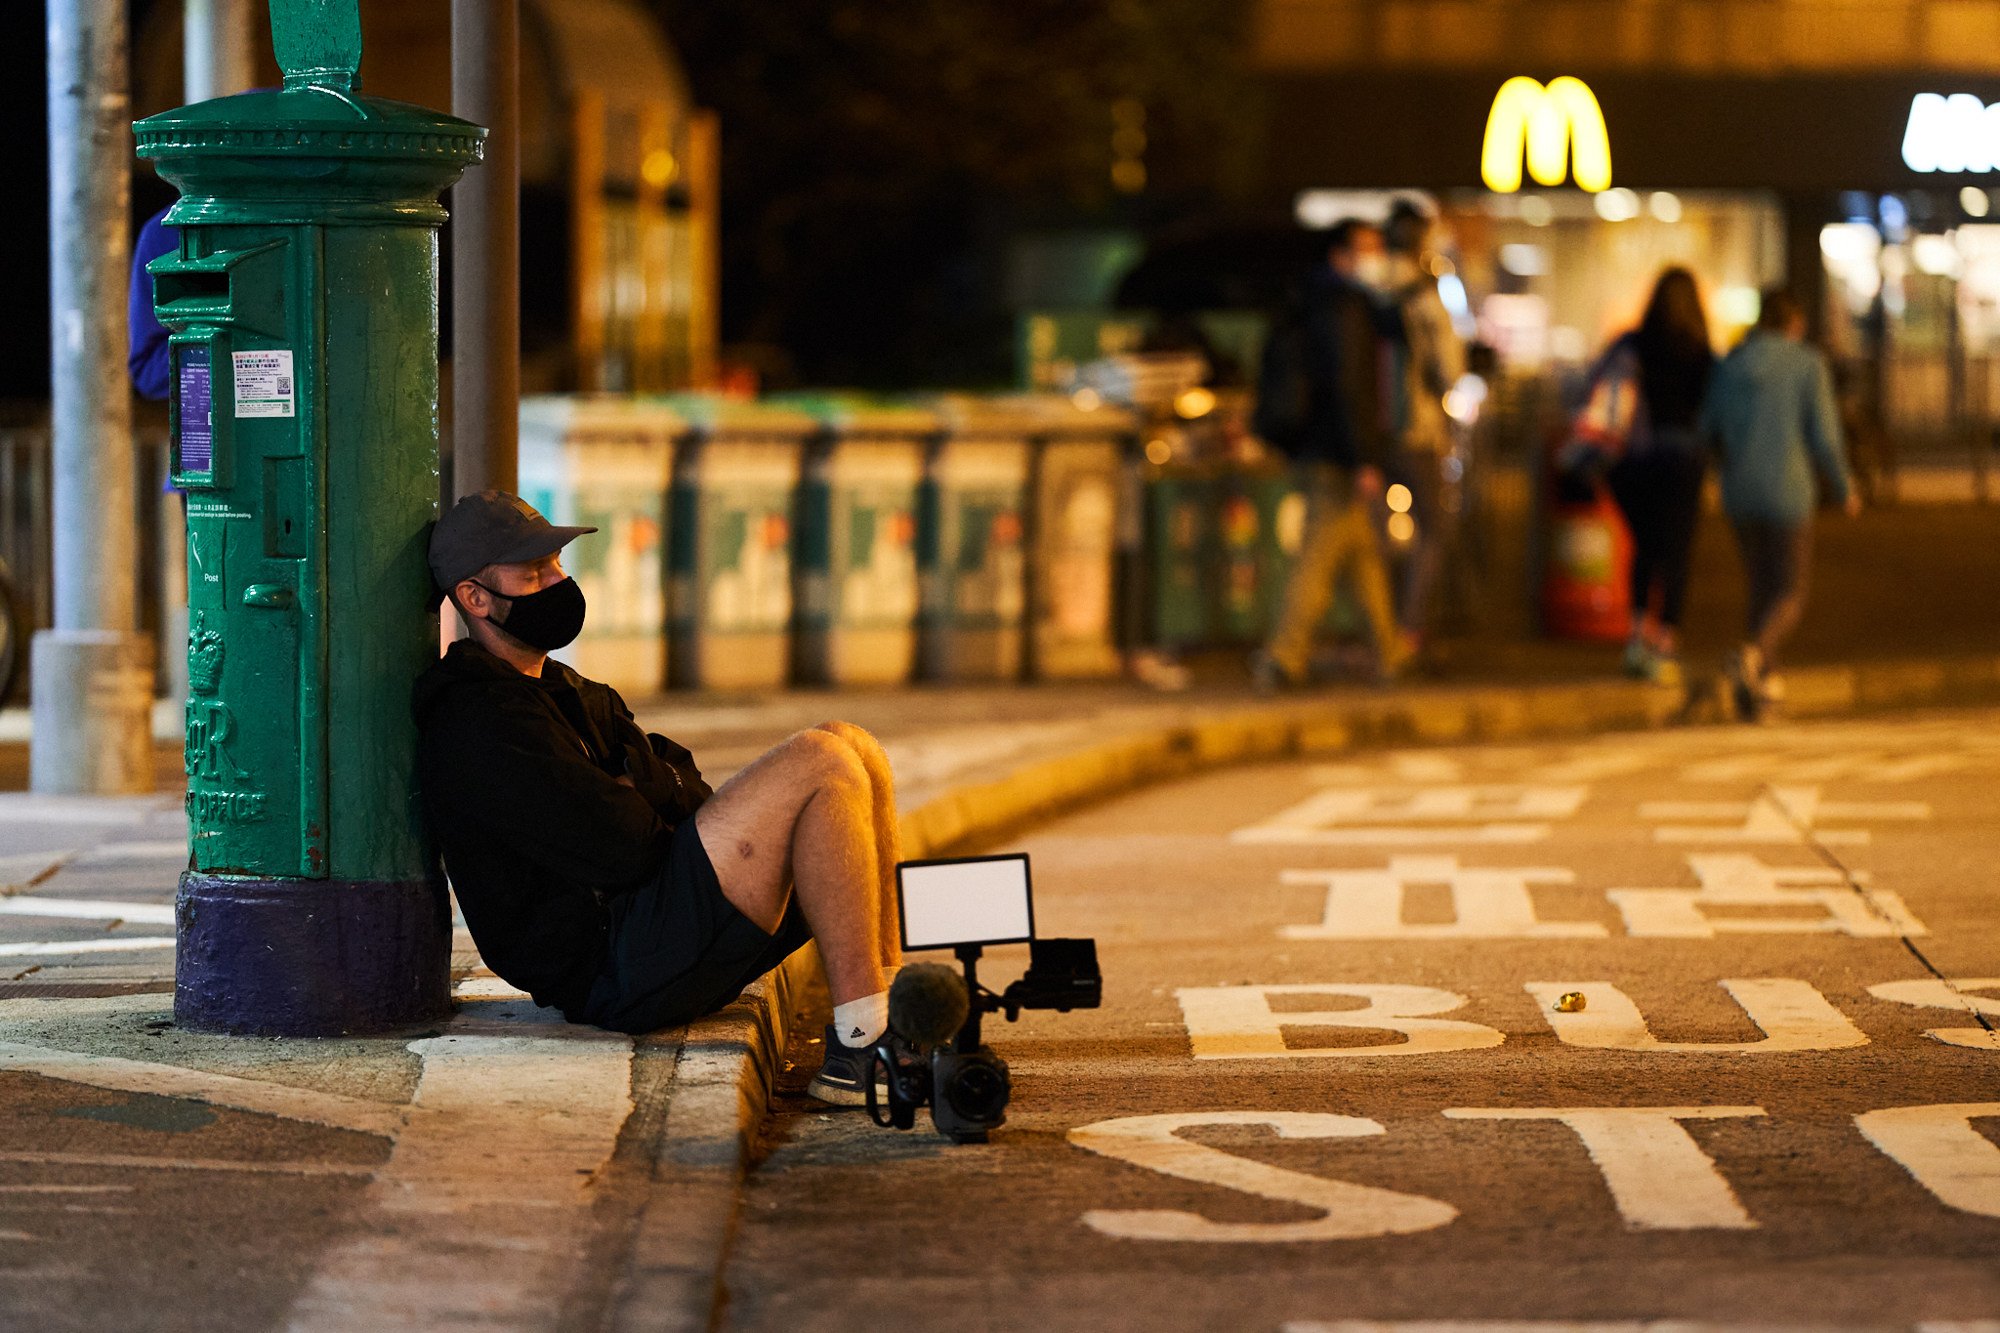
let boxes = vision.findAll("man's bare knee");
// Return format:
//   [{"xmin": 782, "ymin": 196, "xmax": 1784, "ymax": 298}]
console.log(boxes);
[
  {"xmin": 812, "ymin": 720, "xmax": 890, "ymax": 776},
  {"xmin": 785, "ymin": 727, "xmax": 870, "ymax": 794}
]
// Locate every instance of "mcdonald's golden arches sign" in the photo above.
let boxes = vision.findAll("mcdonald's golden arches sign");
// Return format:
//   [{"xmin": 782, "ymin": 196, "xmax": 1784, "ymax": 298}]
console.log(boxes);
[{"xmin": 1482, "ymin": 76, "xmax": 1612, "ymax": 193}]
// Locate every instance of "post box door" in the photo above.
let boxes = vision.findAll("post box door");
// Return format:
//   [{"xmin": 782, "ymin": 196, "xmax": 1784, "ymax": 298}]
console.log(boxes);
[{"xmin": 166, "ymin": 236, "xmax": 328, "ymax": 878}]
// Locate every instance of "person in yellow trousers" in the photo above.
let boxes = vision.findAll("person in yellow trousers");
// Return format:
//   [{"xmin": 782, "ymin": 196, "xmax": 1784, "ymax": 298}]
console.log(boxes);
[{"xmin": 1251, "ymin": 219, "xmax": 1414, "ymax": 690}]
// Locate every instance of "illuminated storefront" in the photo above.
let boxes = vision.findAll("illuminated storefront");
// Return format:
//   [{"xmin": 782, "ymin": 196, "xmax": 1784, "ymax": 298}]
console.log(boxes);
[{"xmin": 1264, "ymin": 69, "xmax": 2000, "ymax": 452}]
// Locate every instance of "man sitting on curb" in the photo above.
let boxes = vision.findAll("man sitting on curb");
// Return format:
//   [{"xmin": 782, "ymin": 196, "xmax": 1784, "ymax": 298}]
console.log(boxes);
[{"xmin": 413, "ymin": 491, "xmax": 902, "ymax": 1104}]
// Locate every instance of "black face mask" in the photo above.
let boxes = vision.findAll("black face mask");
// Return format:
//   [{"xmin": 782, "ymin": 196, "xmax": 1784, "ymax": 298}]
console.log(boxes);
[{"xmin": 476, "ymin": 576, "xmax": 587, "ymax": 653}]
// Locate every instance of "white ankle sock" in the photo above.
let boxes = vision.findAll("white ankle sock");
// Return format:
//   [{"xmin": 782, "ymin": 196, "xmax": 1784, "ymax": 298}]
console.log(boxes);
[{"xmin": 832, "ymin": 990, "xmax": 889, "ymax": 1049}]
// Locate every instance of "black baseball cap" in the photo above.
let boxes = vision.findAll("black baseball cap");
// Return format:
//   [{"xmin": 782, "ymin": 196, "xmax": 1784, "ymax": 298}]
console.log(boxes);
[{"xmin": 428, "ymin": 490, "xmax": 596, "ymax": 606}]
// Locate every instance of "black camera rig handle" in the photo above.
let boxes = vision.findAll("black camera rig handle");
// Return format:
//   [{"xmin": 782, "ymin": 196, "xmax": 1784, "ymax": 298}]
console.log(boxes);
[{"xmin": 952, "ymin": 937, "xmax": 1102, "ymax": 1049}]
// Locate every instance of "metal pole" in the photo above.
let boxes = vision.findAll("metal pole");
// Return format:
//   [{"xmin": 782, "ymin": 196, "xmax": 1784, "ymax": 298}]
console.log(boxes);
[
  {"xmin": 35, "ymin": 0, "xmax": 155, "ymax": 795},
  {"xmin": 451, "ymin": 0, "xmax": 520, "ymax": 498},
  {"xmin": 184, "ymin": 0, "xmax": 257, "ymax": 103}
]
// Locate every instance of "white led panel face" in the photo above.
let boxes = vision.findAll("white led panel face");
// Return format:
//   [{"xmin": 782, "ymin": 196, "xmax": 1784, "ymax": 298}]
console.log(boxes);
[{"xmin": 897, "ymin": 855, "xmax": 1035, "ymax": 951}]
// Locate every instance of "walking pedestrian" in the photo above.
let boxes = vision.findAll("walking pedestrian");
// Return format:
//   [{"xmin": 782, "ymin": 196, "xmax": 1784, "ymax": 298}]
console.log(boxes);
[
  {"xmin": 1249, "ymin": 219, "xmax": 1412, "ymax": 690},
  {"xmin": 1699, "ymin": 290, "xmax": 1859, "ymax": 720},
  {"xmin": 1569, "ymin": 267, "xmax": 1716, "ymax": 687},
  {"xmin": 1383, "ymin": 199, "xmax": 1467, "ymax": 652}
]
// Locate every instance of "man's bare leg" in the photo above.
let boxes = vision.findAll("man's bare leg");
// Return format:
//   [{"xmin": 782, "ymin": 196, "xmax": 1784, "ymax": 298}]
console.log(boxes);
[
  {"xmin": 693, "ymin": 729, "xmax": 884, "ymax": 1006},
  {"xmin": 813, "ymin": 720, "xmax": 903, "ymax": 970}
]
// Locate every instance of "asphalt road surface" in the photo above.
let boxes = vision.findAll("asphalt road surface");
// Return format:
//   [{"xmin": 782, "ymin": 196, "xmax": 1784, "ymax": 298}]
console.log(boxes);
[{"xmin": 727, "ymin": 708, "xmax": 2000, "ymax": 1333}]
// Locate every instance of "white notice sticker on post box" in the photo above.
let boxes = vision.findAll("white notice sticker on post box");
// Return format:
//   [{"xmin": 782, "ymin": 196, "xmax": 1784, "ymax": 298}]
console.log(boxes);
[{"xmin": 232, "ymin": 350, "xmax": 295, "ymax": 419}]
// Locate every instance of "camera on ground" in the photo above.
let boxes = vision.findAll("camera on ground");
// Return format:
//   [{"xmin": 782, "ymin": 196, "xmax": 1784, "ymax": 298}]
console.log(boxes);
[{"xmin": 867, "ymin": 854, "xmax": 1101, "ymax": 1144}]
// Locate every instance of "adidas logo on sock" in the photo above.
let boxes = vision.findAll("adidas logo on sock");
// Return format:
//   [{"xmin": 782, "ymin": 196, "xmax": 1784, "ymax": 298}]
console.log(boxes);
[{"xmin": 849, "ymin": 1026, "xmax": 866, "ymax": 1040}]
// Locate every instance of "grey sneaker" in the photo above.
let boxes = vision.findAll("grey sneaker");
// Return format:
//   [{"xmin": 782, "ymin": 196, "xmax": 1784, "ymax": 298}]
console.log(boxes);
[{"xmin": 806, "ymin": 1023, "xmax": 885, "ymax": 1107}]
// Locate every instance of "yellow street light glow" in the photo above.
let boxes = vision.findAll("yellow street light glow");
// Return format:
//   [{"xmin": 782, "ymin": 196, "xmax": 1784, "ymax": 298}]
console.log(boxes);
[
  {"xmin": 1387, "ymin": 512, "xmax": 1417, "ymax": 543},
  {"xmin": 1482, "ymin": 76, "xmax": 1611, "ymax": 194},
  {"xmin": 1174, "ymin": 387, "xmax": 1216, "ymax": 419},
  {"xmin": 1385, "ymin": 483, "xmax": 1414, "ymax": 513},
  {"xmin": 1144, "ymin": 437, "xmax": 1174, "ymax": 466}
]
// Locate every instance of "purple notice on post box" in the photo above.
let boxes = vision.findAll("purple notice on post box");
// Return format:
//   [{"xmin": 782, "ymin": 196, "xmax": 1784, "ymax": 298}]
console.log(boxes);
[{"xmin": 177, "ymin": 345, "xmax": 214, "ymax": 475}]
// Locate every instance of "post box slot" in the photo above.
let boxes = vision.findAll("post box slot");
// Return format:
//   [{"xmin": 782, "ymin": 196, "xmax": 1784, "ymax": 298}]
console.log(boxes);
[
  {"xmin": 154, "ymin": 269, "xmax": 232, "ymax": 307},
  {"xmin": 264, "ymin": 456, "xmax": 310, "ymax": 558}
]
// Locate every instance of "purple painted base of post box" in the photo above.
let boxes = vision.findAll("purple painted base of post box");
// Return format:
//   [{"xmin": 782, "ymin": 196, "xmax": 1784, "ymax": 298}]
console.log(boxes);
[{"xmin": 174, "ymin": 872, "xmax": 453, "ymax": 1037}]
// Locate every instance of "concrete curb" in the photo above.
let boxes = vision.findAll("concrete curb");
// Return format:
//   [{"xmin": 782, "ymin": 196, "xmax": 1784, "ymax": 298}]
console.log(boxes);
[
  {"xmin": 625, "ymin": 650, "xmax": 2000, "ymax": 1326},
  {"xmin": 611, "ymin": 943, "xmax": 813, "ymax": 1332}
]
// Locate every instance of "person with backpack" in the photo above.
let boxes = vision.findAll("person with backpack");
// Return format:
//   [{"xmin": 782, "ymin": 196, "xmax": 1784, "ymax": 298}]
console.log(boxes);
[{"xmin": 1250, "ymin": 219, "xmax": 1413, "ymax": 690}]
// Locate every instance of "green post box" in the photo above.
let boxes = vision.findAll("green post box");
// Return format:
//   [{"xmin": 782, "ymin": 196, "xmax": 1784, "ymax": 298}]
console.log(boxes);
[{"xmin": 136, "ymin": 1, "xmax": 483, "ymax": 1035}]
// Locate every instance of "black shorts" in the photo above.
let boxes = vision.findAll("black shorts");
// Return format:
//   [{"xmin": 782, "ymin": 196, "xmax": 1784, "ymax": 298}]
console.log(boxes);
[{"xmin": 576, "ymin": 819, "xmax": 811, "ymax": 1035}]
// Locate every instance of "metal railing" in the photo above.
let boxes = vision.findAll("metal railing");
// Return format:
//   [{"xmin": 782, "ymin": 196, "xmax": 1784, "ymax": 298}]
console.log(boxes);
[{"xmin": 0, "ymin": 424, "xmax": 172, "ymax": 699}]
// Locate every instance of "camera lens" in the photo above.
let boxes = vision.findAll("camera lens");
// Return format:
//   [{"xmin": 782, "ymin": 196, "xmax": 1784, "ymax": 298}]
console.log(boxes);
[{"xmin": 944, "ymin": 1059, "xmax": 1009, "ymax": 1119}]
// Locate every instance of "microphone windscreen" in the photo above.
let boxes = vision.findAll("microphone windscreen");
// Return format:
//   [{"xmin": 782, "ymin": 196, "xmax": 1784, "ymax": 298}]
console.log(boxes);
[{"xmin": 889, "ymin": 963, "xmax": 970, "ymax": 1047}]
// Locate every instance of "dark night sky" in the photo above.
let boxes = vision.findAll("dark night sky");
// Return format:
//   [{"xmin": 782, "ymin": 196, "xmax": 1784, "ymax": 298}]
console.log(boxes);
[{"xmin": 1, "ymin": 4, "xmax": 51, "ymax": 407}]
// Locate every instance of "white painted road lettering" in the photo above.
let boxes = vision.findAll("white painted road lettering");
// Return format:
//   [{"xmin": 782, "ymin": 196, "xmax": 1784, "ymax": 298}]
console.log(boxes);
[
  {"xmin": 1867, "ymin": 977, "xmax": 2000, "ymax": 1050},
  {"xmin": 1068, "ymin": 1112, "xmax": 1458, "ymax": 1242},
  {"xmin": 1174, "ymin": 984, "xmax": 1504, "ymax": 1060},
  {"xmin": 1855, "ymin": 1103, "xmax": 2000, "ymax": 1219},
  {"xmin": 1232, "ymin": 786, "xmax": 1586, "ymax": 846},
  {"xmin": 1678, "ymin": 751, "xmax": 1974, "ymax": 784},
  {"xmin": 1524, "ymin": 979, "xmax": 1870, "ymax": 1053},
  {"xmin": 1608, "ymin": 854, "xmax": 1928, "ymax": 939},
  {"xmin": 1069, "ymin": 1101, "xmax": 2000, "ymax": 1241},
  {"xmin": 1443, "ymin": 1107, "xmax": 1764, "ymax": 1230},
  {"xmin": 1642, "ymin": 785, "xmax": 1929, "ymax": 845},
  {"xmin": 1279, "ymin": 856, "xmax": 1602, "ymax": 940}
]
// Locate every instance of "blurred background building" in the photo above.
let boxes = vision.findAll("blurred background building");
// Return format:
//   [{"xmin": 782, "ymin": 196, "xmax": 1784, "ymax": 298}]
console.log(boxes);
[
  {"xmin": 1237, "ymin": 0, "xmax": 2000, "ymax": 460},
  {"xmin": 128, "ymin": 0, "xmax": 719, "ymax": 397},
  {"xmin": 4, "ymin": 0, "xmax": 1997, "ymax": 711}
]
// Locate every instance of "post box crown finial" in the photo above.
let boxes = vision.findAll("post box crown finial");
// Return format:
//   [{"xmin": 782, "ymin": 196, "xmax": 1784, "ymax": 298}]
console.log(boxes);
[{"xmin": 268, "ymin": 0, "xmax": 363, "ymax": 93}]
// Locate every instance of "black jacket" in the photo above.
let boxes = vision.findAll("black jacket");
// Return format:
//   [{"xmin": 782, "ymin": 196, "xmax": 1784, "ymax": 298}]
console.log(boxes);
[
  {"xmin": 412, "ymin": 640, "xmax": 712, "ymax": 1015},
  {"xmin": 1302, "ymin": 266, "xmax": 1398, "ymax": 471}
]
